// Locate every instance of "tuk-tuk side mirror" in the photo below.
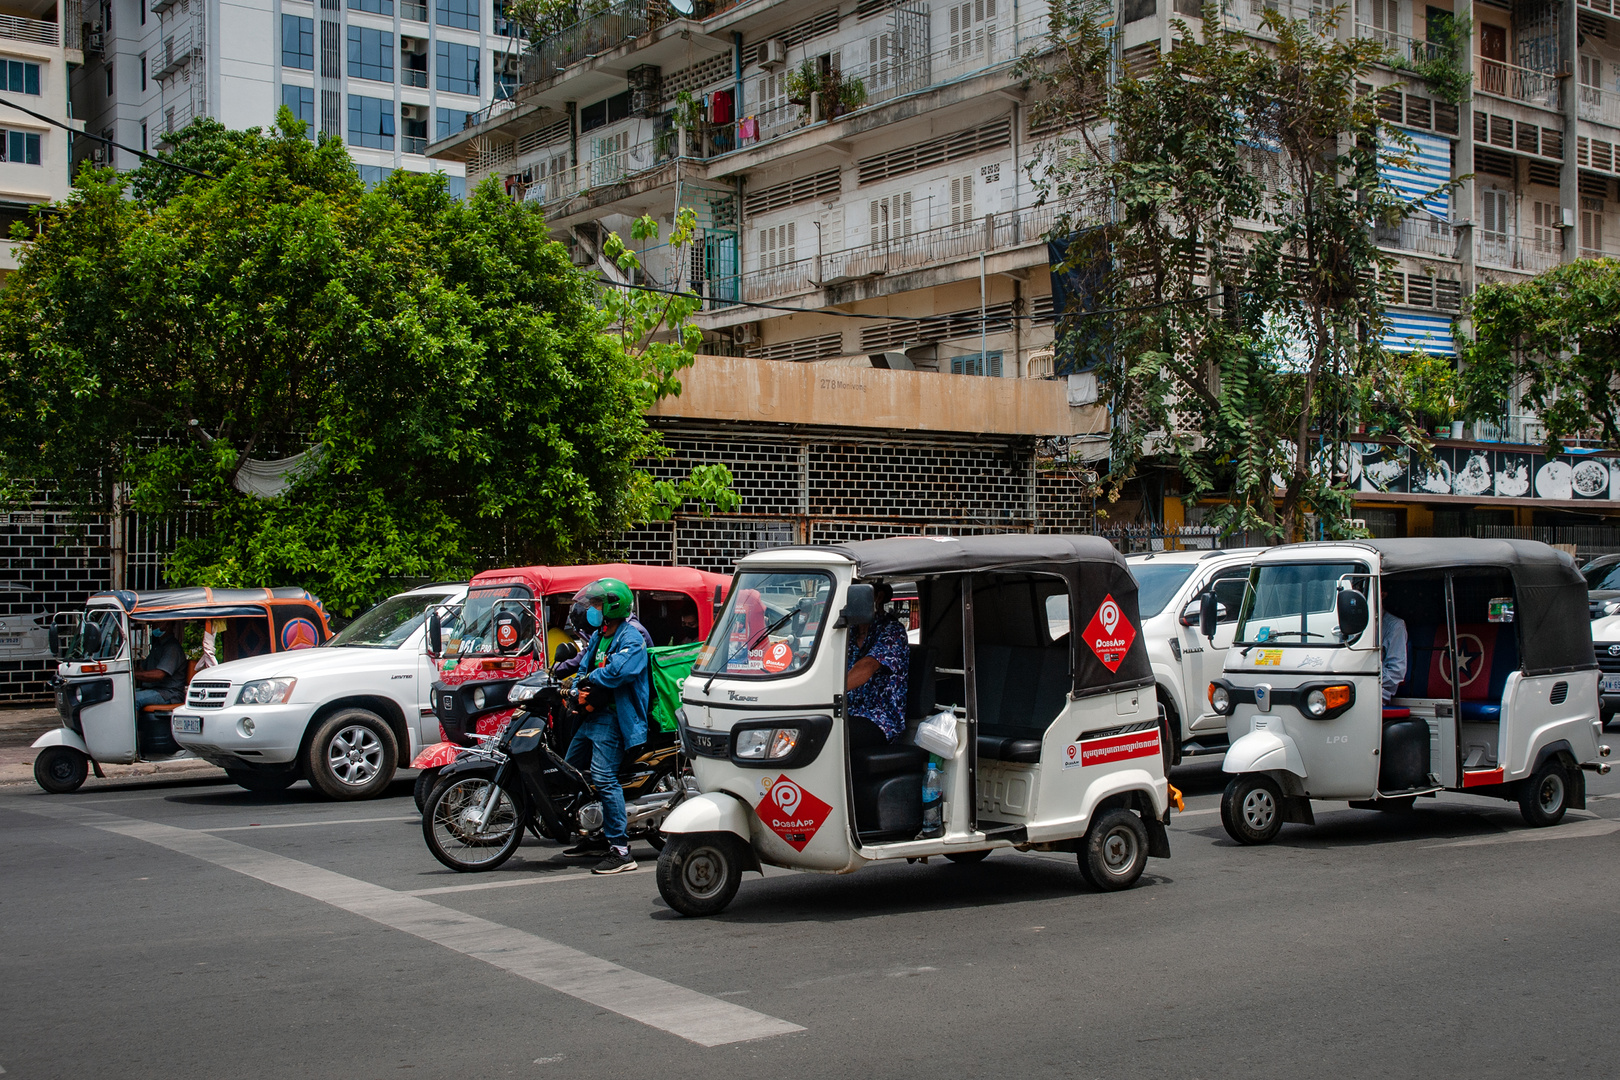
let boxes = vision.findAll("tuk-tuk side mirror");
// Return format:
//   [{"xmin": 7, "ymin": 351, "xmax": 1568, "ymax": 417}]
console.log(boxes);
[
  {"xmin": 425, "ymin": 610, "xmax": 442, "ymax": 657},
  {"xmin": 47, "ymin": 625, "xmax": 61, "ymax": 658},
  {"xmin": 80, "ymin": 621, "xmax": 102, "ymax": 657},
  {"xmin": 1337, "ymin": 590, "xmax": 1370, "ymax": 641},
  {"xmin": 712, "ymin": 585, "xmax": 724, "ymax": 626},
  {"xmin": 836, "ymin": 584, "xmax": 876, "ymax": 629},
  {"xmin": 1198, "ymin": 592, "xmax": 1218, "ymax": 640}
]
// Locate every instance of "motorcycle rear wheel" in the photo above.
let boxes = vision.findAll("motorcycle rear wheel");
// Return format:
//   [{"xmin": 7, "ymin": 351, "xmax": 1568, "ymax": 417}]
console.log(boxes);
[{"xmin": 423, "ymin": 775, "xmax": 524, "ymax": 873}]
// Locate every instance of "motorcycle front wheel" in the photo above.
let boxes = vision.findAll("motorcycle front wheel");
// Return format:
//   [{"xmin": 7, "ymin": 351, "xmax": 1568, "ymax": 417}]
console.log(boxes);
[{"xmin": 423, "ymin": 775, "xmax": 524, "ymax": 872}]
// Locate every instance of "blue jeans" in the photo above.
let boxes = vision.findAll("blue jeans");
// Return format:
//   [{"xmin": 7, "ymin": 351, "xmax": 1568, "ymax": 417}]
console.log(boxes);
[
  {"xmin": 135, "ymin": 688, "xmax": 174, "ymax": 710},
  {"xmin": 566, "ymin": 717, "xmax": 627, "ymax": 848}
]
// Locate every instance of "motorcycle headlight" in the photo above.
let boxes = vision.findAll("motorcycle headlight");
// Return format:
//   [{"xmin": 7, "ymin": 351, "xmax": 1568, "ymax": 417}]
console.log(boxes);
[
  {"xmin": 472, "ymin": 687, "xmax": 486, "ymax": 710},
  {"xmin": 238, "ymin": 678, "xmax": 295, "ymax": 705},
  {"xmin": 734, "ymin": 726, "xmax": 802, "ymax": 761},
  {"xmin": 508, "ymin": 682, "xmax": 540, "ymax": 702},
  {"xmin": 1209, "ymin": 684, "xmax": 1232, "ymax": 716}
]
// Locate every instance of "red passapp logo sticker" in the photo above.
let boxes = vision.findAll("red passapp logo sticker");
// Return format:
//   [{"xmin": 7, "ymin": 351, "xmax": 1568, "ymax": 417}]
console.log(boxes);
[
  {"xmin": 755, "ymin": 775, "xmax": 832, "ymax": 851},
  {"xmin": 1083, "ymin": 594, "xmax": 1136, "ymax": 672}
]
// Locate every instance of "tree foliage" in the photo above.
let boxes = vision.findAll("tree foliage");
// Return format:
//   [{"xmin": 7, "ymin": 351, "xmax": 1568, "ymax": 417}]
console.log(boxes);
[
  {"xmin": 1461, "ymin": 259, "xmax": 1620, "ymax": 453},
  {"xmin": 1023, "ymin": 1, "xmax": 1437, "ymax": 539},
  {"xmin": 0, "ymin": 114, "xmax": 734, "ymax": 615}
]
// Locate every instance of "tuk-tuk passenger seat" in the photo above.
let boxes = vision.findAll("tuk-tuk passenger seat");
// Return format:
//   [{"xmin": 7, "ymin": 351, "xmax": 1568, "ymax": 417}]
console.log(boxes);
[
  {"xmin": 973, "ymin": 644, "xmax": 1067, "ymax": 763},
  {"xmin": 1393, "ymin": 624, "xmax": 1518, "ymax": 724}
]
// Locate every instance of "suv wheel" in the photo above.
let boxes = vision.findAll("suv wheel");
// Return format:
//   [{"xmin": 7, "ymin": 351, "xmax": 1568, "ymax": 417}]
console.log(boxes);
[{"xmin": 304, "ymin": 709, "xmax": 397, "ymax": 800}]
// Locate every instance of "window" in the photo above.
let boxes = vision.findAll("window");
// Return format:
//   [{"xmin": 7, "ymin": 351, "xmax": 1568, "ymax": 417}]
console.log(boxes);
[
  {"xmin": 436, "ymin": 41, "xmax": 479, "ymax": 94},
  {"xmin": 1367, "ymin": 0, "xmax": 1400, "ymax": 47},
  {"xmin": 1532, "ymin": 200, "xmax": 1561, "ymax": 253},
  {"xmin": 140, "ymin": 122, "xmax": 147, "ymax": 153},
  {"xmin": 348, "ymin": 93, "xmax": 395, "ymax": 149},
  {"xmin": 869, "ymin": 191, "xmax": 911, "ymax": 243},
  {"xmin": 1207, "ymin": 567, "xmax": 1250, "ymax": 624},
  {"xmin": 139, "ymin": 54, "xmax": 147, "ymax": 91},
  {"xmin": 756, "ymin": 71, "xmax": 788, "ymax": 115},
  {"xmin": 950, "ymin": 350, "xmax": 1002, "ymax": 377},
  {"xmin": 435, "ymin": 0, "xmax": 479, "ymax": 30},
  {"xmin": 282, "ymin": 84, "xmax": 315, "ymax": 136},
  {"xmin": 140, "ymin": 0, "xmax": 145, "ymax": 25},
  {"xmin": 357, "ymin": 164, "xmax": 394, "ymax": 188},
  {"xmin": 695, "ymin": 571, "xmax": 833, "ymax": 679},
  {"xmin": 1130, "ymin": 563, "xmax": 1197, "ymax": 617},
  {"xmin": 436, "ymin": 107, "xmax": 473, "ymax": 140},
  {"xmin": 401, "ymin": 105, "xmax": 428, "ymax": 153},
  {"xmin": 1583, "ymin": 196, "xmax": 1605, "ymax": 255},
  {"xmin": 5, "ymin": 60, "xmax": 40, "ymax": 96},
  {"xmin": 1581, "ymin": 53, "xmax": 1603, "ymax": 108},
  {"xmin": 1236, "ymin": 561, "xmax": 1367, "ymax": 647},
  {"xmin": 348, "ymin": 26, "xmax": 394, "ymax": 83},
  {"xmin": 349, "ymin": 0, "xmax": 394, "ymax": 13},
  {"xmin": 446, "ymin": 174, "xmax": 467, "ymax": 199},
  {"xmin": 494, "ymin": 50, "xmax": 516, "ymax": 99},
  {"xmin": 1480, "ymin": 188, "xmax": 1511, "ymax": 245},
  {"xmin": 0, "ymin": 129, "xmax": 42, "ymax": 165},
  {"xmin": 105, "ymin": 63, "xmax": 114, "ymax": 96},
  {"xmin": 579, "ymin": 91, "xmax": 630, "ymax": 131},
  {"xmin": 948, "ymin": 0, "xmax": 997, "ymax": 62},
  {"xmin": 589, "ymin": 129, "xmax": 628, "ymax": 185},
  {"xmin": 759, "ymin": 222, "xmax": 796, "ymax": 268},
  {"xmin": 950, "ymin": 173, "xmax": 974, "ymax": 227},
  {"xmin": 282, "ymin": 15, "xmax": 314, "ymax": 70}
]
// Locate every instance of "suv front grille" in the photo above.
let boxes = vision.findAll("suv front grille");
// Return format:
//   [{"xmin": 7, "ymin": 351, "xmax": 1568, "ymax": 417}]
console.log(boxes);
[{"xmin": 187, "ymin": 681, "xmax": 232, "ymax": 709}]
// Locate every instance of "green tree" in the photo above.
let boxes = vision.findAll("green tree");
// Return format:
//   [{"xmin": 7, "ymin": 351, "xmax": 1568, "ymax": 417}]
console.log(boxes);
[
  {"xmin": 1461, "ymin": 259, "xmax": 1620, "ymax": 453},
  {"xmin": 0, "ymin": 114, "xmax": 734, "ymax": 616},
  {"xmin": 1023, "ymin": 1, "xmax": 1434, "ymax": 539}
]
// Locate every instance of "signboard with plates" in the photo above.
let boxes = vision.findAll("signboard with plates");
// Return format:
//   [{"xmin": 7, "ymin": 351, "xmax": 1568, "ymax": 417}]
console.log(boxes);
[{"xmin": 1340, "ymin": 442, "xmax": 1620, "ymax": 502}]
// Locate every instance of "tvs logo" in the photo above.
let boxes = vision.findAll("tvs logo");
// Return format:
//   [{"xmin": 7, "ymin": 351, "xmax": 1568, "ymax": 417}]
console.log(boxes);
[
  {"xmin": 754, "ymin": 774, "xmax": 833, "ymax": 851},
  {"xmin": 1082, "ymin": 593, "xmax": 1137, "ymax": 673}
]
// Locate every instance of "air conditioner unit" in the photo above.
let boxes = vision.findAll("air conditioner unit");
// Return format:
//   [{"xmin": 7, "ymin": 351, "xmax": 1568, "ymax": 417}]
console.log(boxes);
[
  {"xmin": 499, "ymin": 54, "xmax": 519, "ymax": 74},
  {"xmin": 755, "ymin": 39, "xmax": 788, "ymax": 70},
  {"xmin": 87, "ymin": 31, "xmax": 104, "ymax": 51},
  {"xmin": 400, "ymin": 104, "xmax": 426, "ymax": 121},
  {"xmin": 90, "ymin": 146, "xmax": 106, "ymax": 164},
  {"xmin": 404, "ymin": 37, "xmax": 428, "ymax": 54},
  {"xmin": 734, "ymin": 322, "xmax": 760, "ymax": 345}
]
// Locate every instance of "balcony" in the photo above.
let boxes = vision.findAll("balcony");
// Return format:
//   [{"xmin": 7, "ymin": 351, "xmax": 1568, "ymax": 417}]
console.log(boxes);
[
  {"xmin": 1373, "ymin": 214, "xmax": 1459, "ymax": 260},
  {"xmin": 1354, "ymin": 23, "xmax": 1445, "ymax": 65},
  {"xmin": 521, "ymin": 0, "xmax": 661, "ymax": 83},
  {"xmin": 1476, "ymin": 57, "xmax": 1560, "ymax": 110},
  {"xmin": 401, "ymin": 0, "xmax": 427, "ymax": 20},
  {"xmin": 0, "ymin": 13, "xmax": 59, "ymax": 47},
  {"xmin": 402, "ymin": 68, "xmax": 427, "ymax": 88},
  {"xmin": 1224, "ymin": 0, "xmax": 1336, "ymax": 39},
  {"xmin": 155, "ymin": 31, "xmax": 192, "ymax": 80},
  {"xmin": 1476, "ymin": 233, "xmax": 1563, "ymax": 274},
  {"xmin": 403, "ymin": 136, "xmax": 427, "ymax": 154},
  {"xmin": 1578, "ymin": 83, "xmax": 1620, "ymax": 128}
]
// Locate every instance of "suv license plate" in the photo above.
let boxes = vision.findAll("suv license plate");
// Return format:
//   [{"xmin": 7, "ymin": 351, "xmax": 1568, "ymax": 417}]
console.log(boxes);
[
  {"xmin": 172, "ymin": 715, "xmax": 202, "ymax": 735},
  {"xmin": 1603, "ymin": 675, "xmax": 1620, "ymax": 694}
]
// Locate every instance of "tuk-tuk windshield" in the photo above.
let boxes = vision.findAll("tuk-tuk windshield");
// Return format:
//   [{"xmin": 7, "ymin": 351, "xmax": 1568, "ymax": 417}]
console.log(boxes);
[
  {"xmin": 329, "ymin": 592, "xmax": 454, "ymax": 649},
  {"xmin": 1236, "ymin": 561, "xmax": 1367, "ymax": 646},
  {"xmin": 696, "ymin": 571, "xmax": 834, "ymax": 678},
  {"xmin": 68, "ymin": 607, "xmax": 125, "ymax": 661},
  {"xmin": 449, "ymin": 585, "xmax": 533, "ymax": 657}
]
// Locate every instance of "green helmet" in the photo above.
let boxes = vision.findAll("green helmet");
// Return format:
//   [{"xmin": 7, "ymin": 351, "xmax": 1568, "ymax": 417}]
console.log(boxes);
[{"xmin": 575, "ymin": 577, "xmax": 634, "ymax": 621}]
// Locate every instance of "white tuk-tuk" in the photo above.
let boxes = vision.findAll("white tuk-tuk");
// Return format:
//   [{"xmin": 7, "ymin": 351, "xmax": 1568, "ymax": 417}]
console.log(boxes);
[
  {"xmin": 1207, "ymin": 539, "xmax": 1610, "ymax": 843},
  {"xmin": 655, "ymin": 535, "xmax": 1174, "ymax": 916}
]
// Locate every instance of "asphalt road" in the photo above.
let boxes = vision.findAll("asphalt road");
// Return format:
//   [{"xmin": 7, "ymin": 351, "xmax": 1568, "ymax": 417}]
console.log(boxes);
[{"xmin": 3, "ymin": 754, "xmax": 1619, "ymax": 1079}]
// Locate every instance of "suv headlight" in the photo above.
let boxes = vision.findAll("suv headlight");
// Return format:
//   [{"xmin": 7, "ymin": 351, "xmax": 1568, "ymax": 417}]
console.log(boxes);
[
  {"xmin": 734, "ymin": 726, "xmax": 802, "ymax": 761},
  {"xmin": 238, "ymin": 678, "xmax": 296, "ymax": 705}
]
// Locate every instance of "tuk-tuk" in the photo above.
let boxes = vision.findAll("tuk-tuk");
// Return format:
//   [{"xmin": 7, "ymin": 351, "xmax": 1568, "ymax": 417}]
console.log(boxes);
[
  {"xmin": 33, "ymin": 588, "xmax": 331, "ymax": 793},
  {"xmin": 411, "ymin": 563, "xmax": 730, "ymax": 803},
  {"xmin": 655, "ymin": 535, "xmax": 1173, "ymax": 917},
  {"xmin": 1208, "ymin": 539, "xmax": 1610, "ymax": 843}
]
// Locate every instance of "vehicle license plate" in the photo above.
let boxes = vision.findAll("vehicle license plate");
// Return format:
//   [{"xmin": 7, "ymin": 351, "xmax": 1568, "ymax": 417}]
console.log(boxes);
[
  {"xmin": 172, "ymin": 715, "xmax": 202, "ymax": 735},
  {"xmin": 1602, "ymin": 675, "xmax": 1620, "ymax": 694}
]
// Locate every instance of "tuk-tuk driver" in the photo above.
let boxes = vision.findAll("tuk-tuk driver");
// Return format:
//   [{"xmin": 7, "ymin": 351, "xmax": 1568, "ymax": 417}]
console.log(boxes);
[
  {"xmin": 564, "ymin": 578, "xmax": 649, "ymax": 876},
  {"xmin": 1379, "ymin": 583, "xmax": 1409, "ymax": 705},
  {"xmin": 846, "ymin": 583, "xmax": 911, "ymax": 746},
  {"xmin": 133, "ymin": 620, "xmax": 187, "ymax": 710}
]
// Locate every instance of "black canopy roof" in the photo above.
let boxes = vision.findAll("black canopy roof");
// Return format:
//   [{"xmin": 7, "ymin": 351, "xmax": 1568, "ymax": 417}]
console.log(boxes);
[
  {"xmin": 802, "ymin": 534, "xmax": 1128, "ymax": 578},
  {"xmin": 93, "ymin": 587, "xmax": 327, "ymax": 621}
]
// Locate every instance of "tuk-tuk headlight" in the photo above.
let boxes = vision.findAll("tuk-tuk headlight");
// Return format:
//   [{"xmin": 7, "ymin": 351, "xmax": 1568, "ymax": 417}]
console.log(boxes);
[
  {"xmin": 1305, "ymin": 689, "xmax": 1328, "ymax": 717},
  {"xmin": 238, "ymin": 678, "xmax": 296, "ymax": 705},
  {"xmin": 1209, "ymin": 684, "xmax": 1232, "ymax": 716},
  {"xmin": 472, "ymin": 687, "xmax": 486, "ymax": 710},
  {"xmin": 735, "ymin": 726, "xmax": 802, "ymax": 761}
]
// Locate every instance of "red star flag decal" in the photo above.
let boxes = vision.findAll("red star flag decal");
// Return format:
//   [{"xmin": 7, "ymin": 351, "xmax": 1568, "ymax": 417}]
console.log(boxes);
[{"xmin": 1083, "ymin": 594, "xmax": 1137, "ymax": 673}]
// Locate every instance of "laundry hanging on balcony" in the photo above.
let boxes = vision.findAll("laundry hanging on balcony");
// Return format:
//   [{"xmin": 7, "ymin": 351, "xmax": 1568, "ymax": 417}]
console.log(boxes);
[
  {"xmin": 1379, "ymin": 128, "xmax": 1451, "ymax": 218},
  {"xmin": 232, "ymin": 444, "xmax": 326, "ymax": 498},
  {"xmin": 1381, "ymin": 312, "xmax": 1456, "ymax": 357}
]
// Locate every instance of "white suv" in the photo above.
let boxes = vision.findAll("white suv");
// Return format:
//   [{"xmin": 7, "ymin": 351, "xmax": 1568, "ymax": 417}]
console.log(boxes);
[
  {"xmin": 172, "ymin": 583, "xmax": 466, "ymax": 798},
  {"xmin": 1127, "ymin": 549, "xmax": 1261, "ymax": 764}
]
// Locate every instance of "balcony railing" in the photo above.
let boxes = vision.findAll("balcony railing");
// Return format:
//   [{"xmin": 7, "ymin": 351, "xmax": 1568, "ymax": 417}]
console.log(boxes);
[
  {"xmin": 403, "ymin": 135, "xmax": 427, "ymax": 154},
  {"xmin": 522, "ymin": 0, "xmax": 660, "ymax": 83},
  {"xmin": 401, "ymin": 0, "xmax": 427, "ymax": 21},
  {"xmin": 402, "ymin": 68, "xmax": 427, "ymax": 88},
  {"xmin": 0, "ymin": 13, "xmax": 60, "ymax": 46},
  {"xmin": 505, "ymin": 133, "xmax": 676, "ymax": 201},
  {"xmin": 1373, "ymin": 214, "xmax": 1459, "ymax": 259},
  {"xmin": 1578, "ymin": 83, "xmax": 1620, "ymax": 128},
  {"xmin": 1476, "ymin": 234, "xmax": 1563, "ymax": 274},
  {"xmin": 1477, "ymin": 57, "xmax": 1560, "ymax": 109},
  {"xmin": 1353, "ymin": 23, "xmax": 1443, "ymax": 65},
  {"xmin": 1225, "ymin": 0, "xmax": 1335, "ymax": 39}
]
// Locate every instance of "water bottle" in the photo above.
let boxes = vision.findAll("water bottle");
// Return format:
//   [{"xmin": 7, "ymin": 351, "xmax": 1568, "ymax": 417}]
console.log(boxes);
[{"xmin": 919, "ymin": 758, "xmax": 944, "ymax": 839}]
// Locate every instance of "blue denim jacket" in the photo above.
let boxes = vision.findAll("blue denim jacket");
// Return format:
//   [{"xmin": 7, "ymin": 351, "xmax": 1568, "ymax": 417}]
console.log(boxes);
[{"xmin": 578, "ymin": 619, "xmax": 650, "ymax": 748}]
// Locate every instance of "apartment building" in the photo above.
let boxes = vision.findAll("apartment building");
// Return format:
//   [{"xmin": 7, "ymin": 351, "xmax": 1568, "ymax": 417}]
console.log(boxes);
[
  {"xmin": 67, "ymin": 0, "xmax": 533, "ymax": 188},
  {"xmin": 0, "ymin": 0, "xmax": 81, "ymax": 273}
]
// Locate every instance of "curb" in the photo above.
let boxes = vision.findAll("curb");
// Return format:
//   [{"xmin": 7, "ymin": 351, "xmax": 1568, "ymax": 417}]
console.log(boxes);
[{"xmin": 0, "ymin": 758, "xmax": 225, "ymax": 786}]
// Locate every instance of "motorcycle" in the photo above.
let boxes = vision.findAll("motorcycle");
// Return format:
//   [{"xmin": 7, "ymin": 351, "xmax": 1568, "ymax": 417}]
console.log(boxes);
[{"xmin": 421, "ymin": 674, "xmax": 685, "ymax": 872}]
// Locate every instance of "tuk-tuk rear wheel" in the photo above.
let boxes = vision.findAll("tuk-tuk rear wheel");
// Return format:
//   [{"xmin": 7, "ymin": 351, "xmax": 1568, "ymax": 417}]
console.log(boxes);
[
  {"xmin": 1518, "ymin": 759, "xmax": 1570, "ymax": 828},
  {"xmin": 657, "ymin": 833, "xmax": 744, "ymax": 917},
  {"xmin": 33, "ymin": 746, "xmax": 89, "ymax": 794},
  {"xmin": 1079, "ymin": 809, "xmax": 1149, "ymax": 891}
]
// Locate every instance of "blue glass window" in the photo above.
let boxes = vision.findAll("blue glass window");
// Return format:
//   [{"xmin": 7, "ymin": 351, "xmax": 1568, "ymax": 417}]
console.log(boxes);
[
  {"xmin": 447, "ymin": 174, "xmax": 467, "ymax": 199},
  {"xmin": 348, "ymin": 26, "xmax": 394, "ymax": 83},
  {"xmin": 282, "ymin": 84, "xmax": 314, "ymax": 136},
  {"xmin": 281, "ymin": 15, "xmax": 314, "ymax": 70},
  {"xmin": 357, "ymin": 164, "xmax": 394, "ymax": 188},
  {"xmin": 2, "ymin": 130, "xmax": 42, "ymax": 165},
  {"xmin": 348, "ymin": 94, "xmax": 395, "ymax": 149},
  {"xmin": 436, "ymin": 41, "xmax": 479, "ymax": 94},
  {"xmin": 436, "ymin": 107, "xmax": 473, "ymax": 140},
  {"xmin": 348, "ymin": 0, "xmax": 393, "ymax": 14},
  {"xmin": 494, "ymin": 51, "xmax": 516, "ymax": 99},
  {"xmin": 5, "ymin": 60, "xmax": 40, "ymax": 94},
  {"xmin": 435, "ymin": 0, "xmax": 479, "ymax": 30}
]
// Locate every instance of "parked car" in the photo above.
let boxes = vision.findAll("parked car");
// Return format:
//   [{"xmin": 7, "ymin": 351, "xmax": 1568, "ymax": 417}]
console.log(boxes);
[
  {"xmin": 1592, "ymin": 611, "xmax": 1620, "ymax": 725},
  {"xmin": 1127, "ymin": 548, "xmax": 1262, "ymax": 764},
  {"xmin": 1580, "ymin": 554, "xmax": 1620, "ymax": 618},
  {"xmin": 171, "ymin": 582, "xmax": 466, "ymax": 798}
]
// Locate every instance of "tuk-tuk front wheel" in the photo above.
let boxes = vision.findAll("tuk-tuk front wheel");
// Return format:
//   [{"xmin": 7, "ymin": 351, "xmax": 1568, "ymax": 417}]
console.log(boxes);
[
  {"xmin": 657, "ymin": 833, "xmax": 745, "ymax": 917},
  {"xmin": 1221, "ymin": 774, "xmax": 1285, "ymax": 845},
  {"xmin": 34, "ymin": 746, "xmax": 89, "ymax": 794},
  {"xmin": 1079, "ymin": 809, "xmax": 1150, "ymax": 891},
  {"xmin": 1518, "ymin": 759, "xmax": 1570, "ymax": 828}
]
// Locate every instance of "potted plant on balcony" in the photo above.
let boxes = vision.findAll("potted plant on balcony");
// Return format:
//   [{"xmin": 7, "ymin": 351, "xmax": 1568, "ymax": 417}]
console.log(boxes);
[
  {"xmin": 785, "ymin": 60, "xmax": 818, "ymax": 107},
  {"xmin": 829, "ymin": 74, "xmax": 866, "ymax": 119}
]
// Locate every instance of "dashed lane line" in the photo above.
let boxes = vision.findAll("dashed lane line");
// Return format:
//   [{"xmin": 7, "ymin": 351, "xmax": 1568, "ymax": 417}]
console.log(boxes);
[
  {"xmin": 11, "ymin": 801, "xmax": 803, "ymax": 1047},
  {"xmin": 1425, "ymin": 816, "xmax": 1620, "ymax": 848},
  {"xmin": 204, "ymin": 815, "xmax": 418, "ymax": 832}
]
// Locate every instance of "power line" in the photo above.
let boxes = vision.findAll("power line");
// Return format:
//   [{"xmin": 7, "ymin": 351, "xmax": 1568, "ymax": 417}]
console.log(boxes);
[{"xmin": 0, "ymin": 95, "xmax": 216, "ymax": 180}]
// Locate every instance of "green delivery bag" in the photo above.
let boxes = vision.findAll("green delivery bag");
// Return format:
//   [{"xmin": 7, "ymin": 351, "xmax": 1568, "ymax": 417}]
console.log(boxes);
[{"xmin": 648, "ymin": 641, "xmax": 704, "ymax": 733}]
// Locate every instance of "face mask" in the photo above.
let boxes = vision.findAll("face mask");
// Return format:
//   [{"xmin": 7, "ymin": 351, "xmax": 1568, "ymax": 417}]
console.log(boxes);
[{"xmin": 586, "ymin": 606, "xmax": 605, "ymax": 628}]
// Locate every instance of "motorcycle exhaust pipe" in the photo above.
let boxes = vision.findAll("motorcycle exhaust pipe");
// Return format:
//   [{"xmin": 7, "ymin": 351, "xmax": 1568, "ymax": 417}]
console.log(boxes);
[{"xmin": 625, "ymin": 791, "xmax": 681, "ymax": 826}]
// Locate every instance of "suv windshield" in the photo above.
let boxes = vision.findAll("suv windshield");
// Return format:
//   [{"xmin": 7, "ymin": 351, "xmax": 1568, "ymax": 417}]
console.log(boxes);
[
  {"xmin": 450, "ymin": 585, "xmax": 533, "ymax": 657},
  {"xmin": 696, "ymin": 571, "xmax": 834, "ymax": 678},
  {"xmin": 328, "ymin": 592, "xmax": 453, "ymax": 649},
  {"xmin": 1129, "ymin": 562, "xmax": 1197, "ymax": 617},
  {"xmin": 1236, "ymin": 562, "xmax": 1367, "ymax": 646},
  {"xmin": 69, "ymin": 607, "xmax": 125, "ymax": 661},
  {"xmin": 1585, "ymin": 561, "xmax": 1620, "ymax": 592}
]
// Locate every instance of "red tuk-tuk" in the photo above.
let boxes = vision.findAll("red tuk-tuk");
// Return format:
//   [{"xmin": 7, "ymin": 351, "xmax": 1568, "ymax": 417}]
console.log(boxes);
[{"xmin": 409, "ymin": 564, "xmax": 730, "ymax": 803}]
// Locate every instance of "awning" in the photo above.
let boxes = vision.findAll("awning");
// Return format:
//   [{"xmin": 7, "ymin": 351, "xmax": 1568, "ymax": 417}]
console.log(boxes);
[{"xmin": 1383, "ymin": 311, "xmax": 1456, "ymax": 356}]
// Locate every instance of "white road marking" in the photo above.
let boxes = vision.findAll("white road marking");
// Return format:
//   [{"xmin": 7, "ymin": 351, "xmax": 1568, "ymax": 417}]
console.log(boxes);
[
  {"xmin": 15, "ymin": 802, "xmax": 802, "ymax": 1047},
  {"xmin": 204, "ymin": 815, "xmax": 417, "ymax": 832},
  {"xmin": 1173, "ymin": 807, "xmax": 1220, "ymax": 818},
  {"xmin": 1427, "ymin": 817, "xmax": 1620, "ymax": 848},
  {"xmin": 408, "ymin": 869, "xmax": 644, "ymax": 896}
]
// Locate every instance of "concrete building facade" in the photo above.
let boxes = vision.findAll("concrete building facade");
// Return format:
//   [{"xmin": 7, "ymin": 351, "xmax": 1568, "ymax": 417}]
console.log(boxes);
[{"xmin": 0, "ymin": 0, "xmax": 82, "ymax": 272}]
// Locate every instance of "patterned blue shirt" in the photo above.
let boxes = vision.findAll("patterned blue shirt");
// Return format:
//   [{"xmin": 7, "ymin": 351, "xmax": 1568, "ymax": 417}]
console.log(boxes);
[{"xmin": 846, "ymin": 617, "xmax": 910, "ymax": 740}]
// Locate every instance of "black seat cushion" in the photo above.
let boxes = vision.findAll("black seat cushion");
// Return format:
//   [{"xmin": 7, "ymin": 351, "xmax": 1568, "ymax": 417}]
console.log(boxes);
[
  {"xmin": 976, "ymin": 735, "xmax": 1042, "ymax": 763},
  {"xmin": 852, "ymin": 743, "xmax": 929, "ymax": 778},
  {"xmin": 906, "ymin": 643, "xmax": 937, "ymax": 720}
]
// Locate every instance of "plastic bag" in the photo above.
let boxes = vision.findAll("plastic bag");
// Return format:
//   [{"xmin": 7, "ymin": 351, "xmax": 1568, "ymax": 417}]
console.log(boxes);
[{"xmin": 913, "ymin": 710, "xmax": 959, "ymax": 759}]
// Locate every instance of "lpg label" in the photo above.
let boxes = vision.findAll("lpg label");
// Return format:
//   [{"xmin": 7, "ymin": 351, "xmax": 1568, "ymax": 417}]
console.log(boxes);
[
  {"xmin": 1082, "ymin": 594, "xmax": 1138, "ymax": 673},
  {"xmin": 1066, "ymin": 729, "xmax": 1161, "ymax": 769},
  {"xmin": 755, "ymin": 775, "xmax": 833, "ymax": 851}
]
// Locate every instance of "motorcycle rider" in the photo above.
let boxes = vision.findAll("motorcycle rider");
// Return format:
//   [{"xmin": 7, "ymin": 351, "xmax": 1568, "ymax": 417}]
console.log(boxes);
[{"xmin": 560, "ymin": 578, "xmax": 649, "ymax": 874}]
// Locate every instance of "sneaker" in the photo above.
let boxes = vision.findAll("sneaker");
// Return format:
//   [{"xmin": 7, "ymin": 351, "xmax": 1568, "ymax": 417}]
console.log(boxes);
[
  {"xmin": 563, "ymin": 842, "xmax": 610, "ymax": 859},
  {"xmin": 591, "ymin": 848, "xmax": 638, "ymax": 875}
]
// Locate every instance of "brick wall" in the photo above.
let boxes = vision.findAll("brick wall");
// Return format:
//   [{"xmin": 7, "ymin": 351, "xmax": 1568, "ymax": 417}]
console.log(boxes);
[{"xmin": 0, "ymin": 509, "xmax": 114, "ymax": 704}]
